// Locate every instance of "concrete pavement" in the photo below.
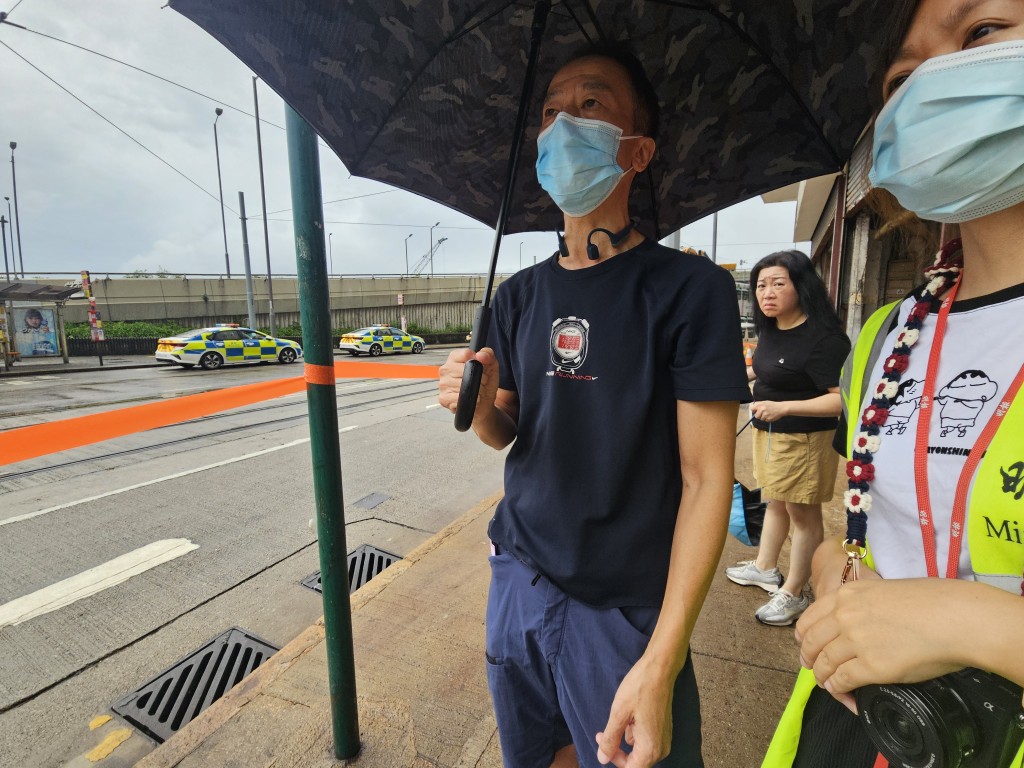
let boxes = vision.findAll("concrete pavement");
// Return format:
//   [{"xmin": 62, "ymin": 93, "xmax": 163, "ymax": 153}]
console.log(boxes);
[
  {"xmin": 78, "ymin": 420, "xmax": 850, "ymax": 768},
  {"xmin": 0, "ymin": 354, "xmax": 163, "ymax": 377}
]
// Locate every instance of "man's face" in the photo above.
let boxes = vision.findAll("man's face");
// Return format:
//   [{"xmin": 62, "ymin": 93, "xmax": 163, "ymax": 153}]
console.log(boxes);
[
  {"xmin": 542, "ymin": 56, "xmax": 640, "ymax": 169},
  {"xmin": 884, "ymin": 0, "xmax": 1024, "ymax": 101}
]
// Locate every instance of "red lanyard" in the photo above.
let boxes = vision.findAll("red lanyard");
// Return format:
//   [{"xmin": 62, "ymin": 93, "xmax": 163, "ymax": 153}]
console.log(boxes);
[{"xmin": 913, "ymin": 279, "xmax": 1024, "ymax": 578}]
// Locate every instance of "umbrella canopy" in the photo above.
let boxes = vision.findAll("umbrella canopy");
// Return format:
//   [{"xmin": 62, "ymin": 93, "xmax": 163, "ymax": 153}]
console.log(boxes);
[{"xmin": 169, "ymin": 0, "xmax": 896, "ymax": 238}]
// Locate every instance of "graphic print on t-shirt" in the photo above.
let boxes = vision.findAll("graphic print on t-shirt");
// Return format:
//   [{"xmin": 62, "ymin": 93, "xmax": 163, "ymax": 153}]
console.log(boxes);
[
  {"xmin": 862, "ymin": 287, "xmax": 1024, "ymax": 582},
  {"xmin": 547, "ymin": 316, "xmax": 597, "ymax": 379},
  {"xmin": 935, "ymin": 369, "xmax": 998, "ymax": 438},
  {"xmin": 885, "ymin": 378, "xmax": 923, "ymax": 435}
]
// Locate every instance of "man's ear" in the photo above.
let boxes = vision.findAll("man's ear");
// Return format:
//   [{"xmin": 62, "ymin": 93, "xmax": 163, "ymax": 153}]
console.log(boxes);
[{"xmin": 630, "ymin": 137, "xmax": 656, "ymax": 173}]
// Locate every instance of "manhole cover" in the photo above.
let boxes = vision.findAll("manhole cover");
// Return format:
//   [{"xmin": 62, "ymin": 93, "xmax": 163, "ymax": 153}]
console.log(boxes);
[
  {"xmin": 112, "ymin": 627, "xmax": 278, "ymax": 743},
  {"xmin": 301, "ymin": 544, "xmax": 400, "ymax": 594}
]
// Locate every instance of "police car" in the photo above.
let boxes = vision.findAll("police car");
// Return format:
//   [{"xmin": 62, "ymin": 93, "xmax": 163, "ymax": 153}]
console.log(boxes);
[
  {"xmin": 338, "ymin": 325, "xmax": 425, "ymax": 356},
  {"xmin": 155, "ymin": 324, "xmax": 303, "ymax": 370}
]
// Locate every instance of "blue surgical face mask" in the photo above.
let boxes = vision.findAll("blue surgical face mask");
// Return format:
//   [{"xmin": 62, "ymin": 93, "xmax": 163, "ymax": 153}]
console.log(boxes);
[
  {"xmin": 536, "ymin": 113, "xmax": 640, "ymax": 217},
  {"xmin": 869, "ymin": 40, "xmax": 1024, "ymax": 224}
]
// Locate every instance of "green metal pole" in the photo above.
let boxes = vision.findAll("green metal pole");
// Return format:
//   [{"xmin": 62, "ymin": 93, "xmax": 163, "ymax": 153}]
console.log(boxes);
[{"xmin": 284, "ymin": 105, "xmax": 360, "ymax": 759}]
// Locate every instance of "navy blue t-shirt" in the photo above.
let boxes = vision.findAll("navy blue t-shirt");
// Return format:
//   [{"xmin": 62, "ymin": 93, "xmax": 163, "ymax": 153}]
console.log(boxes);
[{"xmin": 486, "ymin": 239, "xmax": 751, "ymax": 608}]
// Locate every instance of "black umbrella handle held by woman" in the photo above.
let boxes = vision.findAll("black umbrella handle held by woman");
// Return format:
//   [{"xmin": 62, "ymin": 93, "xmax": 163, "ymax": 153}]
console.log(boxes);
[{"xmin": 454, "ymin": 0, "xmax": 552, "ymax": 432}]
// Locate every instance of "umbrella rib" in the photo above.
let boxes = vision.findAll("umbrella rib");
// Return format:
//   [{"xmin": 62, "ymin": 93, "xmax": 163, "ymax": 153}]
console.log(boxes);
[
  {"xmin": 654, "ymin": 0, "xmax": 843, "ymax": 169},
  {"xmin": 561, "ymin": 0, "xmax": 602, "ymax": 44}
]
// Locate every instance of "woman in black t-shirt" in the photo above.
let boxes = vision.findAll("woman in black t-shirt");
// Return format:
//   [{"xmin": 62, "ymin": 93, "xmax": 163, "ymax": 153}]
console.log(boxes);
[{"xmin": 725, "ymin": 250, "xmax": 850, "ymax": 626}]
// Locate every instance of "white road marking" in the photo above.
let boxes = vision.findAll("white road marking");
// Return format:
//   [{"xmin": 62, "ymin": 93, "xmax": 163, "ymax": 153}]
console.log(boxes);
[
  {"xmin": 0, "ymin": 438, "xmax": 312, "ymax": 527},
  {"xmin": 2, "ymin": 426, "xmax": 363, "ymax": 527},
  {"xmin": 0, "ymin": 539, "xmax": 199, "ymax": 628}
]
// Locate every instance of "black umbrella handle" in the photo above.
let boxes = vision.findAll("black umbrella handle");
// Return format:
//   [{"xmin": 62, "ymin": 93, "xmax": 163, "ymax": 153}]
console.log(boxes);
[
  {"xmin": 454, "ymin": 360, "xmax": 483, "ymax": 433},
  {"xmin": 454, "ymin": 306, "xmax": 490, "ymax": 432}
]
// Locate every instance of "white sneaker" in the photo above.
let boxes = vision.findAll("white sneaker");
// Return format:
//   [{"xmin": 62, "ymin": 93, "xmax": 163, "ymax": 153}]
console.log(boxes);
[
  {"xmin": 725, "ymin": 560, "xmax": 784, "ymax": 593},
  {"xmin": 755, "ymin": 589, "xmax": 809, "ymax": 626}
]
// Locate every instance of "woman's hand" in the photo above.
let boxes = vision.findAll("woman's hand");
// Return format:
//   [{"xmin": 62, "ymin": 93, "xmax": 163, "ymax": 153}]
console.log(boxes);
[
  {"xmin": 750, "ymin": 400, "xmax": 788, "ymax": 423},
  {"xmin": 794, "ymin": 579, "xmax": 985, "ymax": 713}
]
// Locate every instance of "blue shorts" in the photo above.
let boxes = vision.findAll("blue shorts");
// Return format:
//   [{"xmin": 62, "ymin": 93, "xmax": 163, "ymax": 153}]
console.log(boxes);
[{"xmin": 485, "ymin": 552, "xmax": 703, "ymax": 768}]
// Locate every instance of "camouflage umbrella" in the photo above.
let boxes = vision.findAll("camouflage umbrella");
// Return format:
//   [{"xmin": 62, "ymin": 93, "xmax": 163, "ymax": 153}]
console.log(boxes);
[
  {"xmin": 169, "ymin": 0, "xmax": 896, "ymax": 240},
  {"xmin": 169, "ymin": 0, "xmax": 899, "ymax": 428}
]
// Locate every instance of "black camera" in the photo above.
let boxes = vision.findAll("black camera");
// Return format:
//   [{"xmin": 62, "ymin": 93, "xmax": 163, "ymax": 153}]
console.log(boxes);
[{"xmin": 856, "ymin": 668, "xmax": 1024, "ymax": 768}]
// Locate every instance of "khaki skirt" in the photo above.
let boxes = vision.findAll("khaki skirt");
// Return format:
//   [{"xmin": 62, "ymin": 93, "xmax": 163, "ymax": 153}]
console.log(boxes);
[{"xmin": 751, "ymin": 427, "xmax": 839, "ymax": 505}]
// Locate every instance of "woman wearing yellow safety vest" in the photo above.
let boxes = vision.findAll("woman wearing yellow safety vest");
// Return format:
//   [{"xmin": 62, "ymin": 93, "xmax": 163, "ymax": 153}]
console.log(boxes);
[{"xmin": 763, "ymin": 0, "xmax": 1024, "ymax": 766}]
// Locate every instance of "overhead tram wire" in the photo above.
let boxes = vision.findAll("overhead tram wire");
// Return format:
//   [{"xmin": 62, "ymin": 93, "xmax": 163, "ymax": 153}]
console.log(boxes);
[
  {"xmin": 5, "ymin": 22, "xmax": 285, "ymax": 130},
  {"xmin": 0, "ymin": 21, "xmax": 507, "ymax": 229},
  {"xmin": 0, "ymin": 39, "xmax": 237, "ymax": 215},
  {"xmin": 260, "ymin": 189, "xmax": 397, "ymax": 218},
  {"xmin": 2, "ymin": 21, "xmax": 337, "ymax": 153}
]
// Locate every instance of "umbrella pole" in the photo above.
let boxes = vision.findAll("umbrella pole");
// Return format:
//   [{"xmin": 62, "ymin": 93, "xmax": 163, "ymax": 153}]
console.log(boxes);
[
  {"xmin": 454, "ymin": 0, "xmax": 552, "ymax": 431},
  {"xmin": 285, "ymin": 105, "xmax": 361, "ymax": 760}
]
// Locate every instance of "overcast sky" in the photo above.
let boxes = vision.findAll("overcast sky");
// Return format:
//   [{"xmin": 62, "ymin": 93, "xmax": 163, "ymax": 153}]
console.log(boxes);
[{"xmin": 0, "ymin": 0, "xmax": 807, "ymax": 280}]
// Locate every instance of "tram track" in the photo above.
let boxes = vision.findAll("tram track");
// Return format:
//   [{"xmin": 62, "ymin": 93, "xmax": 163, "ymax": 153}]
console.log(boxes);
[{"xmin": 0, "ymin": 379, "xmax": 436, "ymax": 484}]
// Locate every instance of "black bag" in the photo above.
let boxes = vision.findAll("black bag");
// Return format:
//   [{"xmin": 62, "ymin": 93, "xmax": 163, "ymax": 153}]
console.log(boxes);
[{"xmin": 729, "ymin": 481, "xmax": 766, "ymax": 547}]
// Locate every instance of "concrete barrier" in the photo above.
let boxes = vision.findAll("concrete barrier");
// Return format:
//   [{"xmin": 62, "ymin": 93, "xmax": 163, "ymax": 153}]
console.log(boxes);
[{"xmin": 46, "ymin": 275, "xmax": 509, "ymax": 331}]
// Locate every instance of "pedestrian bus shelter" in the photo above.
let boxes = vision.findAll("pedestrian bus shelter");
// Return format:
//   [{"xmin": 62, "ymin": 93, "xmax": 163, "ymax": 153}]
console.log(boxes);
[{"xmin": 0, "ymin": 280, "xmax": 83, "ymax": 370}]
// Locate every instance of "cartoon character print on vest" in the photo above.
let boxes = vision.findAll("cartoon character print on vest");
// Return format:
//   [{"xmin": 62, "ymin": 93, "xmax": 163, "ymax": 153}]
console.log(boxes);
[
  {"xmin": 936, "ymin": 369, "xmax": 998, "ymax": 438},
  {"xmin": 548, "ymin": 316, "xmax": 591, "ymax": 375}
]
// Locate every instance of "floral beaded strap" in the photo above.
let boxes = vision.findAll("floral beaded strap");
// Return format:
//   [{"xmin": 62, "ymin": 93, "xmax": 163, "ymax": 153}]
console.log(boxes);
[{"xmin": 841, "ymin": 240, "xmax": 964, "ymax": 584}]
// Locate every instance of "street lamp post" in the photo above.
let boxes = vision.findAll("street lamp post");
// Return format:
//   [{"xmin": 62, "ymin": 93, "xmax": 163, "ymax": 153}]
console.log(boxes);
[
  {"xmin": 429, "ymin": 221, "xmax": 440, "ymax": 277},
  {"xmin": 0, "ymin": 215, "xmax": 9, "ymax": 282},
  {"xmin": 252, "ymin": 77, "xmax": 276, "ymax": 338},
  {"xmin": 0, "ymin": 214, "xmax": 7, "ymax": 373},
  {"xmin": 3, "ymin": 198, "xmax": 12, "ymax": 272},
  {"xmin": 404, "ymin": 233, "xmax": 412, "ymax": 276},
  {"xmin": 9, "ymin": 142, "xmax": 24, "ymax": 277},
  {"xmin": 328, "ymin": 232, "xmax": 334, "ymax": 275},
  {"xmin": 213, "ymin": 109, "xmax": 231, "ymax": 277}
]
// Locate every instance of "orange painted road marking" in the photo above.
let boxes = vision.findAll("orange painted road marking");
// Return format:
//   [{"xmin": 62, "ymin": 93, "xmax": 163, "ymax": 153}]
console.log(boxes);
[{"xmin": 0, "ymin": 361, "xmax": 439, "ymax": 467}]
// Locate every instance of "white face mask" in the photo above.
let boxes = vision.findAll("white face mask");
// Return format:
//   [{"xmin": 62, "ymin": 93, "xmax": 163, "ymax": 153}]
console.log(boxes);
[
  {"xmin": 535, "ymin": 113, "xmax": 640, "ymax": 217},
  {"xmin": 869, "ymin": 40, "xmax": 1024, "ymax": 223}
]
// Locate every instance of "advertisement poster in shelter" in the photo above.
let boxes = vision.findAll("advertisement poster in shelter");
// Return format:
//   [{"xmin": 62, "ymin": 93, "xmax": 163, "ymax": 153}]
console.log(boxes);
[{"xmin": 12, "ymin": 307, "xmax": 59, "ymax": 357}]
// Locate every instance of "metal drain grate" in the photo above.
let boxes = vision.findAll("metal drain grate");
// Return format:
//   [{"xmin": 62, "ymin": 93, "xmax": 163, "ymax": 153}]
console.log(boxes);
[
  {"xmin": 112, "ymin": 627, "xmax": 278, "ymax": 743},
  {"xmin": 301, "ymin": 544, "xmax": 401, "ymax": 594}
]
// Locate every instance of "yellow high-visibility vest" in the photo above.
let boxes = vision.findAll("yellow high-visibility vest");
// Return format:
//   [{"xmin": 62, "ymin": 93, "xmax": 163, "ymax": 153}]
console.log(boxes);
[{"xmin": 762, "ymin": 299, "xmax": 1024, "ymax": 767}]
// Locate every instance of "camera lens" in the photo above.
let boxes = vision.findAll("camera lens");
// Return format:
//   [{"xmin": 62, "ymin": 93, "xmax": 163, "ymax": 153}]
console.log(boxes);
[
  {"xmin": 857, "ymin": 681, "xmax": 977, "ymax": 768},
  {"xmin": 874, "ymin": 699, "xmax": 926, "ymax": 756}
]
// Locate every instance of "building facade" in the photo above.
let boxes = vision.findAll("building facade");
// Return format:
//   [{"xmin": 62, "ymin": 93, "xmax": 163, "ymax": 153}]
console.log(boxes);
[{"xmin": 763, "ymin": 127, "xmax": 942, "ymax": 342}]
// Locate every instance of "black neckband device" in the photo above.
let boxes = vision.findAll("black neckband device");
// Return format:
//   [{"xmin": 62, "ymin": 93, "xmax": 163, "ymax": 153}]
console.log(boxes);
[{"xmin": 557, "ymin": 220, "xmax": 636, "ymax": 261}]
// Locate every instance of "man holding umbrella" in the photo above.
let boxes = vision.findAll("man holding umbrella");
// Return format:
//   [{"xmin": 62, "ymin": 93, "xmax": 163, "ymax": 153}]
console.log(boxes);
[{"xmin": 439, "ymin": 43, "xmax": 750, "ymax": 768}]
